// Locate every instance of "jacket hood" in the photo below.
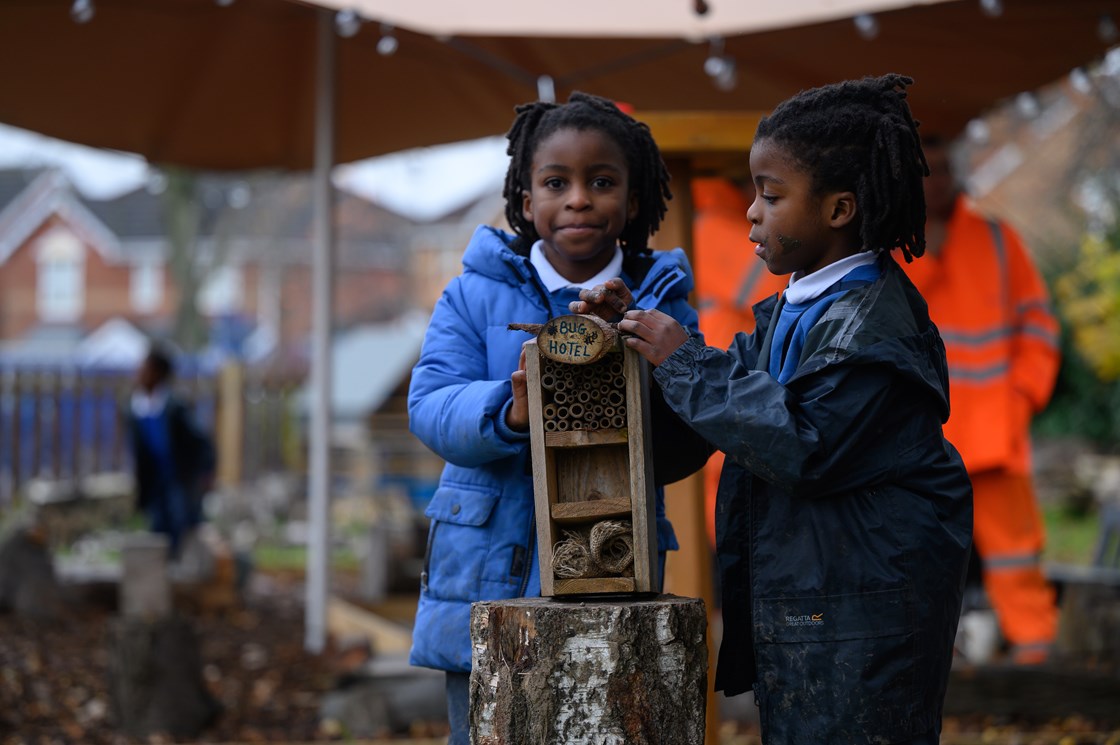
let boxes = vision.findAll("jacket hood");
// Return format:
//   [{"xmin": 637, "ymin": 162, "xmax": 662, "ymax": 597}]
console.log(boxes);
[{"xmin": 461, "ymin": 225, "xmax": 529, "ymax": 288}]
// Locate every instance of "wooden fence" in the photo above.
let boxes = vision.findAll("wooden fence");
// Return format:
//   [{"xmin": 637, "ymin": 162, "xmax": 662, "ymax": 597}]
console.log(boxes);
[{"xmin": 0, "ymin": 364, "xmax": 300, "ymax": 510}]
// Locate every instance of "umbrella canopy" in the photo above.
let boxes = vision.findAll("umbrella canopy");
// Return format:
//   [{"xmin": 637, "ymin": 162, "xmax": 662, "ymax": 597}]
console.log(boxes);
[{"xmin": 1, "ymin": 0, "xmax": 1116, "ymax": 171}]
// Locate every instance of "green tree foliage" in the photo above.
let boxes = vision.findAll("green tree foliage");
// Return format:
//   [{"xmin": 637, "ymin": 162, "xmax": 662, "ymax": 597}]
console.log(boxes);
[{"xmin": 1038, "ymin": 226, "xmax": 1120, "ymax": 447}]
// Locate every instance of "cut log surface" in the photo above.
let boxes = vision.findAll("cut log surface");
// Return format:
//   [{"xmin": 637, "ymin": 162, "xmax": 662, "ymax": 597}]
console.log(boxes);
[{"xmin": 470, "ymin": 595, "xmax": 707, "ymax": 745}]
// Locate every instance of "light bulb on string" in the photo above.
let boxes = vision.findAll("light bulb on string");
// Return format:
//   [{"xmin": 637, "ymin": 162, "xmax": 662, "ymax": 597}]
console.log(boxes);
[
  {"xmin": 979, "ymin": 0, "xmax": 1002, "ymax": 17},
  {"xmin": 1069, "ymin": 67, "xmax": 1093, "ymax": 95},
  {"xmin": 703, "ymin": 36, "xmax": 728, "ymax": 78},
  {"xmin": 377, "ymin": 24, "xmax": 398, "ymax": 56},
  {"xmin": 70, "ymin": 0, "xmax": 94, "ymax": 24},
  {"xmin": 1099, "ymin": 14, "xmax": 1119, "ymax": 44},
  {"xmin": 1015, "ymin": 91, "xmax": 1040, "ymax": 119},
  {"xmin": 537, "ymin": 75, "xmax": 556, "ymax": 103},
  {"xmin": 334, "ymin": 9, "xmax": 361, "ymax": 38},
  {"xmin": 966, "ymin": 118, "xmax": 991, "ymax": 145},
  {"xmin": 853, "ymin": 14, "xmax": 879, "ymax": 40},
  {"xmin": 215, "ymin": 0, "xmax": 235, "ymax": 6},
  {"xmin": 714, "ymin": 61, "xmax": 737, "ymax": 91}
]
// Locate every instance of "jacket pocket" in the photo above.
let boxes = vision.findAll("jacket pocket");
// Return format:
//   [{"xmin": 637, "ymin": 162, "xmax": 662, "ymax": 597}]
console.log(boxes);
[
  {"xmin": 753, "ymin": 588, "xmax": 919, "ymax": 743},
  {"xmin": 422, "ymin": 484, "xmax": 501, "ymax": 602}
]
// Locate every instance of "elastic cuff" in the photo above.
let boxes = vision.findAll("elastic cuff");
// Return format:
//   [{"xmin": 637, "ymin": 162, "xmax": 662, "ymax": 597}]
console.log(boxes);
[
  {"xmin": 494, "ymin": 399, "xmax": 531, "ymax": 442},
  {"xmin": 652, "ymin": 335, "xmax": 704, "ymax": 384}
]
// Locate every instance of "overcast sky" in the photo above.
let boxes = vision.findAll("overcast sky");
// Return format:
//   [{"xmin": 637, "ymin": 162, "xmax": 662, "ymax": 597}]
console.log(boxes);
[{"xmin": 0, "ymin": 123, "xmax": 508, "ymax": 222}]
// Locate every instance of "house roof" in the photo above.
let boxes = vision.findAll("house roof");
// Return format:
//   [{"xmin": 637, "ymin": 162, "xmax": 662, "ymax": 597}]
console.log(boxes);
[
  {"xmin": 0, "ymin": 169, "xmax": 123, "ymax": 265},
  {"xmin": 0, "ymin": 166, "xmax": 425, "ymax": 270},
  {"xmin": 296, "ymin": 310, "xmax": 430, "ymax": 420}
]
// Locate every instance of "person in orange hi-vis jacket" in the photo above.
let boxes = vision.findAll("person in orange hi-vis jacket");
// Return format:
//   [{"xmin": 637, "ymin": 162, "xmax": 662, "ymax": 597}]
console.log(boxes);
[
  {"xmin": 692, "ymin": 176, "xmax": 789, "ymax": 549},
  {"xmin": 899, "ymin": 137, "xmax": 1061, "ymax": 664}
]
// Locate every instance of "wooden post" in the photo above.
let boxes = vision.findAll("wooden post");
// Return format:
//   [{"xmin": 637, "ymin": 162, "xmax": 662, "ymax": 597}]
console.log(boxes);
[
  {"xmin": 109, "ymin": 533, "xmax": 218, "ymax": 737},
  {"xmin": 216, "ymin": 362, "xmax": 244, "ymax": 489},
  {"xmin": 120, "ymin": 533, "xmax": 172, "ymax": 620},
  {"xmin": 471, "ymin": 595, "xmax": 708, "ymax": 744},
  {"xmin": 648, "ymin": 153, "xmax": 722, "ymax": 745}
]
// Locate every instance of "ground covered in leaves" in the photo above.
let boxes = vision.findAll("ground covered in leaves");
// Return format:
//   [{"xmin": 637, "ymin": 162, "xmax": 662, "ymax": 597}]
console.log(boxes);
[
  {"xmin": 0, "ymin": 566, "xmax": 448, "ymax": 739},
  {"xmin": 0, "ymin": 572, "xmax": 368, "ymax": 745},
  {"xmin": 4, "ymin": 569, "xmax": 1120, "ymax": 745}
]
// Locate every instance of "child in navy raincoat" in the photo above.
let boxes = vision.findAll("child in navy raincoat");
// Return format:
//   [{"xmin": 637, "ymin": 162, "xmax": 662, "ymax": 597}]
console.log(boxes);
[
  {"xmin": 574, "ymin": 75, "xmax": 973, "ymax": 744},
  {"xmin": 407, "ymin": 91, "xmax": 711, "ymax": 744},
  {"xmin": 128, "ymin": 346, "xmax": 215, "ymax": 560}
]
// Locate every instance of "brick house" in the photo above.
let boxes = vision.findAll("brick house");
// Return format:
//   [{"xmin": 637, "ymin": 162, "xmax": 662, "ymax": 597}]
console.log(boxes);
[{"xmin": 0, "ymin": 167, "xmax": 460, "ymax": 368}]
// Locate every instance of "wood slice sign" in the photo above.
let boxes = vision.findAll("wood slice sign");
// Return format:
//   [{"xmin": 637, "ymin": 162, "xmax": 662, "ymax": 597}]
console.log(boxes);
[{"xmin": 508, "ymin": 314, "xmax": 619, "ymax": 365}]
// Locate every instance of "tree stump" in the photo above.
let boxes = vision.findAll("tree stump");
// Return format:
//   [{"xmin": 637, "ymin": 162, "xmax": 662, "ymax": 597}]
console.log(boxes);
[
  {"xmin": 120, "ymin": 532, "xmax": 172, "ymax": 619},
  {"xmin": 0, "ymin": 527, "xmax": 62, "ymax": 621},
  {"xmin": 107, "ymin": 616, "xmax": 220, "ymax": 738},
  {"xmin": 470, "ymin": 595, "xmax": 707, "ymax": 744}
]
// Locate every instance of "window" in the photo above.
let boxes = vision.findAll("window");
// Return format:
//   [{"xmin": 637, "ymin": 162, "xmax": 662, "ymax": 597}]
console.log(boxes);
[
  {"xmin": 36, "ymin": 229, "xmax": 85, "ymax": 322},
  {"xmin": 198, "ymin": 264, "xmax": 244, "ymax": 316},
  {"xmin": 130, "ymin": 260, "xmax": 163, "ymax": 314}
]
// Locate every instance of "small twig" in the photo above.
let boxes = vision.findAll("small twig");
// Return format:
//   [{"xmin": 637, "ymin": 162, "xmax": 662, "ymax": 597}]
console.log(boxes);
[{"xmin": 508, "ymin": 323, "xmax": 545, "ymax": 334}]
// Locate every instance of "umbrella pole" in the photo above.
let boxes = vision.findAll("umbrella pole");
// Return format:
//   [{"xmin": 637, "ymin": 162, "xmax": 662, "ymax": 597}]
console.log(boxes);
[{"xmin": 305, "ymin": 9, "xmax": 336, "ymax": 654}]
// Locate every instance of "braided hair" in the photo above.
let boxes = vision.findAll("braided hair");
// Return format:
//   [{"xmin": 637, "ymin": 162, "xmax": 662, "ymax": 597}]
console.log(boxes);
[
  {"xmin": 502, "ymin": 91, "xmax": 671, "ymax": 254},
  {"xmin": 754, "ymin": 74, "xmax": 929, "ymax": 262}
]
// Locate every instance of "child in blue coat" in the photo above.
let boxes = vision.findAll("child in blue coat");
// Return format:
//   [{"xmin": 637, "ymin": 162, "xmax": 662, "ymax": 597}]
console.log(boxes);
[
  {"xmin": 407, "ymin": 91, "xmax": 710, "ymax": 744},
  {"xmin": 575, "ymin": 75, "xmax": 973, "ymax": 744}
]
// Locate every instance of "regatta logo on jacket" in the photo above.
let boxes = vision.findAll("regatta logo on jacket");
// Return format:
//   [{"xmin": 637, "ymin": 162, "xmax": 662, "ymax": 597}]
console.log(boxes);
[{"xmin": 786, "ymin": 613, "xmax": 824, "ymax": 627}]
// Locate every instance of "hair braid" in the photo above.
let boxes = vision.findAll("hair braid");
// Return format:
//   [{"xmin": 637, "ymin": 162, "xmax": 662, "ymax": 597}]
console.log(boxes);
[{"xmin": 754, "ymin": 74, "xmax": 929, "ymax": 261}]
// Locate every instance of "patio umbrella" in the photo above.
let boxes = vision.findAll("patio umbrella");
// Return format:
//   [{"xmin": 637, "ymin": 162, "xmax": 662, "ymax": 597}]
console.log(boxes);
[
  {"xmin": 3, "ymin": 0, "xmax": 1116, "ymax": 168},
  {"xmin": 2, "ymin": 0, "xmax": 1115, "ymax": 657}
]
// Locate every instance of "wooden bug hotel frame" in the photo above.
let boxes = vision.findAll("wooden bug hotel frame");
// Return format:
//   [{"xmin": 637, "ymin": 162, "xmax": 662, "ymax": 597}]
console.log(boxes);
[{"xmin": 509, "ymin": 314, "xmax": 658, "ymax": 597}]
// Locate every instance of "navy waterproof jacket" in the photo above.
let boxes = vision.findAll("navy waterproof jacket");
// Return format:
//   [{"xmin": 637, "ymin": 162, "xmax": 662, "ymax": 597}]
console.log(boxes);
[
  {"xmin": 408, "ymin": 225, "xmax": 708, "ymax": 672},
  {"xmin": 653, "ymin": 256, "xmax": 973, "ymax": 744}
]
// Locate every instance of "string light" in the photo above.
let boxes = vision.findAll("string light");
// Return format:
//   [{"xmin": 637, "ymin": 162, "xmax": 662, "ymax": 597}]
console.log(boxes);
[
  {"xmin": 1015, "ymin": 91, "xmax": 1040, "ymax": 119},
  {"xmin": 1099, "ymin": 14, "xmax": 1119, "ymax": 44},
  {"xmin": 70, "ymin": 0, "xmax": 94, "ymax": 24},
  {"xmin": 334, "ymin": 8, "xmax": 361, "ymax": 38},
  {"xmin": 703, "ymin": 36, "xmax": 736, "ymax": 90},
  {"xmin": 377, "ymin": 23, "xmax": 398, "ymax": 55},
  {"xmin": 853, "ymin": 13, "xmax": 879, "ymax": 40},
  {"xmin": 1069, "ymin": 67, "xmax": 1093, "ymax": 95},
  {"xmin": 979, "ymin": 0, "xmax": 1003, "ymax": 18},
  {"xmin": 537, "ymin": 75, "xmax": 556, "ymax": 103},
  {"xmin": 966, "ymin": 118, "xmax": 991, "ymax": 145}
]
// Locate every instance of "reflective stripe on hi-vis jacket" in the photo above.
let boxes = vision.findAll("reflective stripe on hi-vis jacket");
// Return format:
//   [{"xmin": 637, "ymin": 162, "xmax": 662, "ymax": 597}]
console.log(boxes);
[{"xmin": 900, "ymin": 196, "xmax": 1060, "ymax": 474}]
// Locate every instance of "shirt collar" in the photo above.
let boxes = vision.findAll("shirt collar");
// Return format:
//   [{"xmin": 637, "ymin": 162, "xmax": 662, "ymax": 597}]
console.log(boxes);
[
  {"xmin": 530, "ymin": 240, "xmax": 624, "ymax": 293},
  {"xmin": 784, "ymin": 251, "xmax": 878, "ymax": 305},
  {"xmin": 131, "ymin": 385, "xmax": 170, "ymax": 417}
]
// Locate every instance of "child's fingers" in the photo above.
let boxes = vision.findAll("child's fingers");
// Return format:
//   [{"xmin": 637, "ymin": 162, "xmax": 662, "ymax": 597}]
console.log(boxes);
[
  {"xmin": 604, "ymin": 278, "xmax": 635, "ymax": 307},
  {"xmin": 619, "ymin": 309, "xmax": 686, "ymax": 366}
]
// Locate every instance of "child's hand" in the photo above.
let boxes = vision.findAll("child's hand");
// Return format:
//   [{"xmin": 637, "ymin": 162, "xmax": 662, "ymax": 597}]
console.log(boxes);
[
  {"xmin": 568, "ymin": 278, "xmax": 633, "ymax": 322},
  {"xmin": 618, "ymin": 309, "xmax": 689, "ymax": 367},
  {"xmin": 507, "ymin": 345, "xmax": 530, "ymax": 432}
]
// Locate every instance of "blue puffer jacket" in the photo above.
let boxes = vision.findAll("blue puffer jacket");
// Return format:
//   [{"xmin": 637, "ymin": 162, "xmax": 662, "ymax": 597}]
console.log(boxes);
[{"xmin": 408, "ymin": 225, "xmax": 705, "ymax": 672}]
